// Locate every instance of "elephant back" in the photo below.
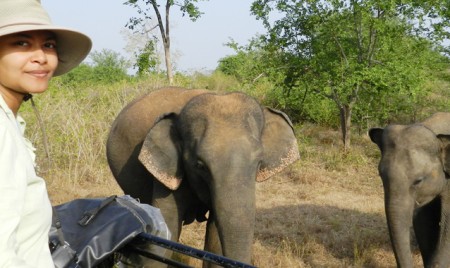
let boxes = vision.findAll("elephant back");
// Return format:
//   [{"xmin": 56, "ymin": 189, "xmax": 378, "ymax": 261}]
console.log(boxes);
[{"xmin": 420, "ymin": 112, "xmax": 450, "ymax": 136}]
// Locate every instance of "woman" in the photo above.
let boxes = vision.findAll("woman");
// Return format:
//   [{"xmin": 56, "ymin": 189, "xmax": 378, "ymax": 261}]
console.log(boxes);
[{"xmin": 0, "ymin": 0, "xmax": 91, "ymax": 266}]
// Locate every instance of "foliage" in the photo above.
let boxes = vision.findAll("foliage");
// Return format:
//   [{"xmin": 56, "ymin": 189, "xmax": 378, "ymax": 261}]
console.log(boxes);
[
  {"xmin": 217, "ymin": 38, "xmax": 296, "ymax": 112},
  {"xmin": 125, "ymin": 0, "xmax": 205, "ymax": 23},
  {"xmin": 217, "ymin": 39, "xmax": 344, "ymax": 125},
  {"xmin": 170, "ymin": 71, "xmax": 241, "ymax": 92},
  {"xmin": 134, "ymin": 39, "xmax": 160, "ymax": 76},
  {"xmin": 124, "ymin": 0, "xmax": 208, "ymax": 84},
  {"xmin": 249, "ymin": 0, "xmax": 450, "ymax": 147},
  {"xmin": 218, "ymin": 38, "xmax": 286, "ymax": 85},
  {"xmin": 57, "ymin": 49, "xmax": 131, "ymax": 87},
  {"xmin": 218, "ymin": 40, "xmax": 263, "ymax": 83}
]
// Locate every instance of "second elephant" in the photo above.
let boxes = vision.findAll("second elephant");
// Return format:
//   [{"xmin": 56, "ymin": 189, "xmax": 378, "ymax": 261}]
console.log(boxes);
[
  {"xmin": 106, "ymin": 87, "xmax": 300, "ymax": 266},
  {"xmin": 369, "ymin": 112, "xmax": 450, "ymax": 267}
]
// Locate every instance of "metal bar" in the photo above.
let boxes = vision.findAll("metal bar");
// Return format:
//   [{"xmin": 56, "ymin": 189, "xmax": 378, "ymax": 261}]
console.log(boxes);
[
  {"xmin": 127, "ymin": 246, "xmax": 192, "ymax": 268},
  {"xmin": 136, "ymin": 233, "xmax": 257, "ymax": 268}
]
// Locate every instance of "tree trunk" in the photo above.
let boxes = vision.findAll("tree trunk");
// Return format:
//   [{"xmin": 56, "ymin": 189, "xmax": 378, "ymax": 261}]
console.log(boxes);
[
  {"xmin": 151, "ymin": 0, "xmax": 174, "ymax": 85},
  {"xmin": 163, "ymin": 0, "xmax": 173, "ymax": 85},
  {"xmin": 164, "ymin": 44, "xmax": 173, "ymax": 85},
  {"xmin": 339, "ymin": 104, "xmax": 352, "ymax": 150}
]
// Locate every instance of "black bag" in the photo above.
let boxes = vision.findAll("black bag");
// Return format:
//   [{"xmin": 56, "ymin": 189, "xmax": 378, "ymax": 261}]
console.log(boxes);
[{"xmin": 49, "ymin": 195, "xmax": 171, "ymax": 268}]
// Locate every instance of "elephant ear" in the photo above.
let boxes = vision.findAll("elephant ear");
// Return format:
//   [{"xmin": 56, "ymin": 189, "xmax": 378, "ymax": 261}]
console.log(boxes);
[
  {"xmin": 438, "ymin": 135, "xmax": 450, "ymax": 176},
  {"xmin": 368, "ymin": 128, "xmax": 384, "ymax": 152},
  {"xmin": 257, "ymin": 107, "xmax": 300, "ymax": 182},
  {"xmin": 421, "ymin": 113, "xmax": 450, "ymax": 175},
  {"xmin": 138, "ymin": 113, "xmax": 183, "ymax": 190}
]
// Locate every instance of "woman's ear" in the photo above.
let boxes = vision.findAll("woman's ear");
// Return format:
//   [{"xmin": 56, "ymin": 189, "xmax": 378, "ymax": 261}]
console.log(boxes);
[
  {"xmin": 138, "ymin": 113, "xmax": 184, "ymax": 190},
  {"xmin": 257, "ymin": 108, "xmax": 300, "ymax": 182}
]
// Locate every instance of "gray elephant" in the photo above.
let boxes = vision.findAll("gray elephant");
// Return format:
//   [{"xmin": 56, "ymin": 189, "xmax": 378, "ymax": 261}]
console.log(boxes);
[
  {"xmin": 369, "ymin": 112, "xmax": 450, "ymax": 267},
  {"xmin": 106, "ymin": 87, "xmax": 300, "ymax": 266}
]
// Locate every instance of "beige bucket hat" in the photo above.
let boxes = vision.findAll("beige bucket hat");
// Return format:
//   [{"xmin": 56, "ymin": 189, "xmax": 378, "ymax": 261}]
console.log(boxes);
[{"xmin": 0, "ymin": 0, "xmax": 92, "ymax": 76}]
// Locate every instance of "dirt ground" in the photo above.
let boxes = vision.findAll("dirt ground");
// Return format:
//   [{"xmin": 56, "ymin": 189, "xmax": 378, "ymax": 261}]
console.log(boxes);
[{"xmin": 46, "ymin": 127, "xmax": 424, "ymax": 267}]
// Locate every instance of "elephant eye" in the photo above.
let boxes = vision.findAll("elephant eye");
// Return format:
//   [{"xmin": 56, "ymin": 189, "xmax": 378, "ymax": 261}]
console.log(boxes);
[
  {"xmin": 196, "ymin": 160, "xmax": 207, "ymax": 171},
  {"xmin": 413, "ymin": 177, "xmax": 424, "ymax": 187}
]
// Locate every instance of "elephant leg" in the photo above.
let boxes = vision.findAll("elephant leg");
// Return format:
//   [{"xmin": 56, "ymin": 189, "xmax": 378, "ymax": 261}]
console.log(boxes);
[
  {"xmin": 152, "ymin": 179, "xmax": 203, "ymax": 240},
  {"xmin": 119, "ymin": 180, "xmax": 193, "ymax": 267},
  {"xmin": 151, "ymin": 180, "xmax": 188, "ymax": 241},
  {"xmin": 117, "ymin": 153, "xmax": 154, "ymax": 205},
  {"xmin": 413, "ymin": 197, "xmax": 440, "ymax": 266},
  {"xmin": 153, "ymin": 180, "xmax": 203, "ymax": 267},
  {"xmin": 429, "ymin": 193, "xmax": 450, "ymax": 267},
  {"xmin": 203, "ymin": 213, "xmax": 223, "ymax": 268}
]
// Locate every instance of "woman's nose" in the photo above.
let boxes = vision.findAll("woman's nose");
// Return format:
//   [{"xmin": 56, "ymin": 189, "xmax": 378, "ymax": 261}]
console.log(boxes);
[{"xmin": 30, "ymin": 48, "xmax": 48, "ymax": 64}]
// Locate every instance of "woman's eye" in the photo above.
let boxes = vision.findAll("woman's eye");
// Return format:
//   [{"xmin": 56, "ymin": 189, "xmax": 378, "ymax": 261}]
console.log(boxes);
[
  {"xmin": 45, "ymin": 42, "xmax": 57, "ymax": 49},
  {"xmin": 15, "ymin": 41, "xmax": 28, "ymax": 47}
]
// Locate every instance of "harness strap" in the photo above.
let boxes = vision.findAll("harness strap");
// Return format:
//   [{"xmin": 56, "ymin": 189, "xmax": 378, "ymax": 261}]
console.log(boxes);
[
  {"xmin": 26, "ymin": 94, "xmax": 51, "ymax": 163},
  {"xmin": 78, "ymin": 195, "xmax": 117, "ymax": 226},
  {"xmin": 52, "ymin": 206, "xmax": 67, "ymax": 245}
]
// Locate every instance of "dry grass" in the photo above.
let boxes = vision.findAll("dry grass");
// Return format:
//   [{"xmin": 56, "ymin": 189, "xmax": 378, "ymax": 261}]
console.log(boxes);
[{"xmin": 21, "ymin": 79, "xmax": 424, "ymax": 267}]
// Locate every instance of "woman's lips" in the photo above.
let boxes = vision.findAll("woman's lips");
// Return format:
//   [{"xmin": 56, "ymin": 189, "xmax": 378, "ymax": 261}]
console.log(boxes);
[{"xmin": 27, "ymin": 70, "xmax": 50, "ymax": 78}]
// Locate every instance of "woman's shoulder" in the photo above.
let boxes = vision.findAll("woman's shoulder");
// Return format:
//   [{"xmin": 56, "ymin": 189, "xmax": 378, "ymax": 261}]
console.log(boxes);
[
  {"xmin": 0, "ymin": 108, "xmax": 22, "ymax": 142},
  {"xmin": 0, "ymin": 108, "xmax": 14, "ymax": 128},
  {"xmin": 0, "ymin": 99, "xmax": 14, "ymax": 124}
]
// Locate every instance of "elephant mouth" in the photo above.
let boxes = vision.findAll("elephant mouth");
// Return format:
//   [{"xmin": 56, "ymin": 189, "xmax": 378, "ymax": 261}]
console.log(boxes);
[
  {"xmin": 415, "ymin": 199, "xmax": 424, "ymax": 207},
  {"xmin": 415, "ymin": 198, "xmax": 432, "ymax": 208},
  {"xmin": 414, "ymin": 196, "xmax": 438, "ymax": 208}
]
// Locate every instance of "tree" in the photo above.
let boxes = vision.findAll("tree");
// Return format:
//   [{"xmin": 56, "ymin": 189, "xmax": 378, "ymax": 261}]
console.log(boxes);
[
  {"xmin": 121, "ymin": 20, "xmax": 163, "ymax": 75},
  {"xmin": 58, "ymin": 49, "xmax": 130, "ymax": 86},
  {"xmin": 134, "ymin": 38, "xmax": 160, "ymax": 76},
  {"xmin": 90, "ymin": 49, "xmax": 130, "ymax": 71},
  {"xmin": 125, "ymin": 0, "xmax": 206, "ymax": 84},
  {"xmin": 89, "ymin": 49, "xmax": 131, "ymax": 83},
  {"xmin": 217, "ymin": 39, "xmax": 270, "ymax": 83},
  {"xmin": 251, "ymin": 0, "xmax": 449, "ymax": 149}
]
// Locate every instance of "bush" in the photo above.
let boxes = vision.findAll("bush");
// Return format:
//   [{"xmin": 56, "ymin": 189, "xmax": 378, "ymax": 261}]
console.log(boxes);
[{"xmin": 56, "ymin": 49, "xmax": 132, "ymax": 88}]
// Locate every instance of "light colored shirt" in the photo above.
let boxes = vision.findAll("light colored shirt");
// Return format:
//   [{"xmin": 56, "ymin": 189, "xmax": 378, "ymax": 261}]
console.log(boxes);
[{"xmin": 0, "ymin": 95, "xmax": 54, "ymax": 267}]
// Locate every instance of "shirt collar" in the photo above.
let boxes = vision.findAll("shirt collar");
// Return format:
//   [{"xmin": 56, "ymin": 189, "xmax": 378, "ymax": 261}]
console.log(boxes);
[
  {"xmin": 0, "ymin": 94, "xmax": 26, "ymax": 135},
  {"xmin": 0, "ymin": 94, "xmax": 13, "ymax": 117}
]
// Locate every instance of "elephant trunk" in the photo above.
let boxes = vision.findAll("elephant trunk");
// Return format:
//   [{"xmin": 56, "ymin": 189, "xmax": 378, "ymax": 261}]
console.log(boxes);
[
  {"xmin": 385, "ymin": 193, "xmax": 415, "ymax": 268},
  {"xmin": 211, "ymin": 176, "xmax": 256, "ymax": 264}
]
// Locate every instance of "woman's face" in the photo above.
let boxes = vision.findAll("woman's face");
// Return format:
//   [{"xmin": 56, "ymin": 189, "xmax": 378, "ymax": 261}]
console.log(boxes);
[{"xmin": 0, "ymin": 30, "xmax": 58, "ymax": 101}]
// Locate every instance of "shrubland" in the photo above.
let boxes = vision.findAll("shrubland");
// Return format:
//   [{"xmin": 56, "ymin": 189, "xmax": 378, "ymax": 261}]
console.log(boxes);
[{"xmin": 19, "ymin": 67, "xmax": 450, "ymax": 266}]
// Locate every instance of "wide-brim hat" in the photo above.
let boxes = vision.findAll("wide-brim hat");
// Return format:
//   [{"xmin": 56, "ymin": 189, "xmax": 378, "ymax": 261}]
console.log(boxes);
[{"xmin": 0, "ymin": 0, "xmax": 92, "ymax": 76}]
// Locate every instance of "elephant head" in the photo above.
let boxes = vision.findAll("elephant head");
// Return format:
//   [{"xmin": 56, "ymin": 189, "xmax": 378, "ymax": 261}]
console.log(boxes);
[
  {"xmin": 369, "ymin": 112, "xmax": 450, "ymax": 267},
  {"xmin": 137, "ymin": 92, "xmax": 299, "ymax": 264}
]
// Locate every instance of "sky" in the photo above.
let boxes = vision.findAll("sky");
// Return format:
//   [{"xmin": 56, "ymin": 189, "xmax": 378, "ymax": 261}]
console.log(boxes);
[{"xmin": 42, "ymin": 0, "xmax": 268, "ymax": 73}]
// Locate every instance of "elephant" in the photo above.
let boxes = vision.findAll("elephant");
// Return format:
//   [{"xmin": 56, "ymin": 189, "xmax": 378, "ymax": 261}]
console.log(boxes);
[
  {"xmin": 369, "ymin": 112, "xmax": 450, "ymax": 267},
  {"xmin": 106, "ymin": 87, "xmax": 300, "ymax": 266}
]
